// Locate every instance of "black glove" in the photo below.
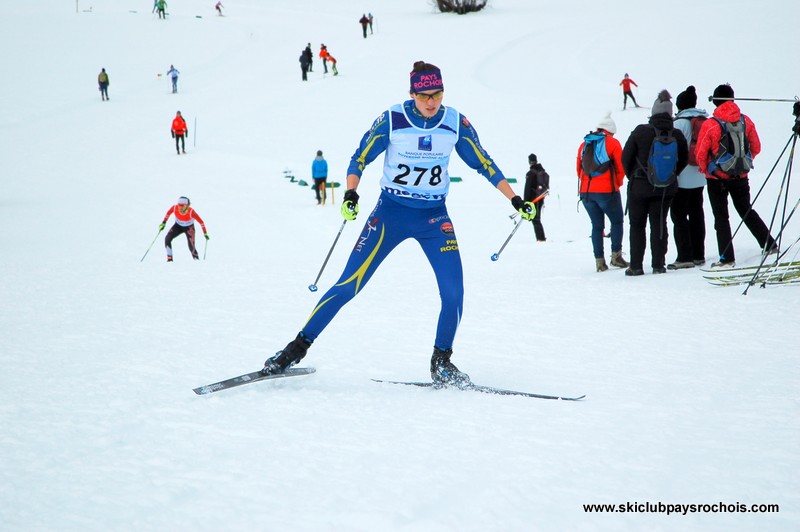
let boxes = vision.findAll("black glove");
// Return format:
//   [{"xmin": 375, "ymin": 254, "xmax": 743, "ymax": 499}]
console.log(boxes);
[
  {"xmin": 794, "ymin": 118, "xmax": 800, "ymax": 135},
  {"xmin": 171, "ymin": 131, "xmax": 175, "ymax": 138},
  {"xmin": 793, "ymin": 101, "xmax": 800, "ymax": 118},
  {"xmin": 343, "ymin": 189, "xmax": 359, "ymax": 205},
  {"xmin": 341, "ymin": 189, "xmax": 360, "ymax": 221},
  {"xmin": 511, "ymin": 195, "xmax": 536, "ymax": 221}
]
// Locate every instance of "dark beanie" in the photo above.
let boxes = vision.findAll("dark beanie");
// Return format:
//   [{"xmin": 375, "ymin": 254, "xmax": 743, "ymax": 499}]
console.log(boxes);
[
  {"xmin": 712, "ymin": 84, "xmax": 734, "ymax": 107},
  {"xmin": 676, "ymin": 85, "xmax": 697, "ymax": 111},
  {"xmin": 528, "ymin": 153, "xmax": 537, "ymax": 164}
]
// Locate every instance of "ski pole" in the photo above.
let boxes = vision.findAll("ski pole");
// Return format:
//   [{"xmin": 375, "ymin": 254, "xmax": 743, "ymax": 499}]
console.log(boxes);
[
  {"xmin": 490, "ymin": 218, "xmax": 524, "ymax": 262},
  {"xmin": 706, "ymin": 96, "xmax": 799, "ymax": 103},
  {"xmin": 203, "ymin": 237, "xmax": 208, "ymax": 260},
  {"xmin": 140, "ymin": 228, "xmax": 163, "ymax": 262},
  {"xmin": 490, "ymin": 190, "xmax": 549, "ymax": 261},
  {"xmin": 308, "ymin": 219, "xmax": 347, "ymax": 292}
]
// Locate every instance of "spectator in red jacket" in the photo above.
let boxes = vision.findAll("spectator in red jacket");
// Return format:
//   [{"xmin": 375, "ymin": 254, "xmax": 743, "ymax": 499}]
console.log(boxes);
[
  {"xmin": 576, "ymin": 113, "xmax": 628, "ymax": 272},
  {"xmin": 620, "ymin": 73, "xmax": 641, "ymax": 110},
  {"xmin": 696, "ymin": 83, "xmax": 777, "ymax": 268},
  {"xmin": 159, "ymin": 196, "xmax": 209, "ymax": 262},
  {"xmin": 171, "ymin": 111, "xmax": 188, "ymax": 154}
]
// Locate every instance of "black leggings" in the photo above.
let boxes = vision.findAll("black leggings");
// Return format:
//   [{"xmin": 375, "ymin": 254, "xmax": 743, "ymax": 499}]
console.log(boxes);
[
  {"xmin": 165, "ymin": 224, "xmax": 197, "ymax": 259},
  {"xmin": 175, "ymin": 134, "xmax": 185, "ymax": 153}
]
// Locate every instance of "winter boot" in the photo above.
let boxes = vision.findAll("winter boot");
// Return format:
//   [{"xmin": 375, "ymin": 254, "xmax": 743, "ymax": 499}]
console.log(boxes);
[
  {"xmin": 596, "ymin": 258, "xmax": 609, "ymax": 272},
  {"xmin": 610, "ymin": 251, "xmax": 629, "ymax": 268},
  {"xmin": 710, "ymin": 260, "xmax": 735, "ymax": 269},
  {"xmin": 262, "ymin": 332, "xmax": 312, "ymax": 375},
  {"xmin": 625, "ymin": 267, "xmax": 644, "ymax": 276},
  {"xmin": 430, "ymin": 347, "xmax": 471, "ymax": 388},
  {"xmin": 667, "ymin": 261, "xmax": 694, "ymax": 270}
]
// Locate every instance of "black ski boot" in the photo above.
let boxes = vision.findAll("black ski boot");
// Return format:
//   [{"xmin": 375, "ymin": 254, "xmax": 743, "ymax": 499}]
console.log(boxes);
[
  {"xmin": 262, "ymin": 332, "xmax": 312, "ymax": 375},
  {"xmin": 430, "ymin": 347, "xmax": 471, "ymax": 388}
]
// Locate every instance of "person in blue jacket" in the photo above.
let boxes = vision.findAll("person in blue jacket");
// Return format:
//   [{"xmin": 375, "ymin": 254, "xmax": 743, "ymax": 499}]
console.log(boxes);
[
  {"xmin": 261, "ymin": 60, "xmax": 536, "ymax": 387},
  {"xmin": 312, "ymin": 150, "xmax": 328, "ymax": 205}
]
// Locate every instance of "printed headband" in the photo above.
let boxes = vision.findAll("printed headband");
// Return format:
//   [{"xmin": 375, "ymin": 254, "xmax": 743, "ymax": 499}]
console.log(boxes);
[{"xmin": 410, "ymin": 69, "xmax": 444, "ymax": 93}]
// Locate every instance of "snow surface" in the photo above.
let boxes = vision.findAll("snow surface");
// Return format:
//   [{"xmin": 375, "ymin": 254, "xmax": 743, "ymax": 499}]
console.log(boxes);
[{"xmin": 1, "ymin": 0, "xmax": 799, "ymax": 530}]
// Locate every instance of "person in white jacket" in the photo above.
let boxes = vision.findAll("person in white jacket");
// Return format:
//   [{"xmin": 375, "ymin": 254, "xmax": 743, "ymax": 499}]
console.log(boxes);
[{"xmin": 669, "ymin": 85, "xmax": 709, "ymax": 269}]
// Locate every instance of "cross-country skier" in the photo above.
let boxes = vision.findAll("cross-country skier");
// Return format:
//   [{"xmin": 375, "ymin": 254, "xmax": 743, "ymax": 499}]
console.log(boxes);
[
  {"xmin": 159, "ymin": 197, "xmax": 209, "ymax": 262},
  {"xmin": 260, "ymin": 60, "xmax": 536, "ymax": 387}
]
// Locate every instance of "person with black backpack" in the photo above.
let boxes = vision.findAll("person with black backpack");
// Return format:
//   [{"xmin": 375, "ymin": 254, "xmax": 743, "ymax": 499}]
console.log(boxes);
[
  {"xmin": 621, "ymin": 90, "xmax": 689, "ymax": 276},
  {"xmin": 524, "ymin": 153, "xmax": 549, "ymax": 242},
  {"xmin": 576, "ymin": 113, "xmax": 628, "ymax": 272},
  {"xmin": 668, "ymin": 85, "xmax": 710, "ymax": 269},
  {"xmin": 696, "ymin": 84, "xmax": 778, "ymax": 269}
]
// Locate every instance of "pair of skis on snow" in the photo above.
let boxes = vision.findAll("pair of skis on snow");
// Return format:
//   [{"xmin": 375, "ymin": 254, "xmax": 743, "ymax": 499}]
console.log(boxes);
[
  {"xmin": 702, "ymin": 260, "xmax": 800, "ymax": 286},
  {"xmin": 192, "ymin": 367, "xmax": 585, "ymax": 401}
]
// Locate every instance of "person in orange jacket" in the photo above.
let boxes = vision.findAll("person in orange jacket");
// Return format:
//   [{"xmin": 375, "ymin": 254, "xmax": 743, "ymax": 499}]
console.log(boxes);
[
  {"xmin": 319, "ymin": 44, "xmax": 328, "ymax": 74},
  {"xmin": 576, "ymin": 113, "xmax": 628, "ymax": 272},
  {"xmin": 171, "ymin": 111, "xmax": 188, "ymax": 154},
  {"xmin": 619, "ymin": 73, "xmax": 641, "ymax": 110},
  {"xmin": 159, "ymin": 196, "xmax": 209, "ymax": 262}
]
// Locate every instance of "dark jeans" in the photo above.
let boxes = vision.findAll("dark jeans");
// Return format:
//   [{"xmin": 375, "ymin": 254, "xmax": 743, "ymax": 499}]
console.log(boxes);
[
  {"xmin": 623, "ymin": 90, "xmax": 638, "ymax": 108},
  {"xmin": 174, "ymin": 134, "xmax": 185, "ymax": 153},
  {"xmin": 627, "ymin": 180, "xmax": 675, "ymax": 269},
  {"xmin": 670, "ymin": 187, "xmax": 705, "ymax": 262},
  {"xmin": 301, "ymin": 65, "xmax": 308, "ymax": 81},
  {"xmin": 99, "ymin": 83, "xmax": 108, "ymax": 100},
  {"xmin": 165, "ymin": 223, "xmax": 198, "ymax": 259},
  {"xmin": 313, "ymin": 177, "xmax": 327, "ymax": 202},
  {"xmin": 529, "ymin": 201, "xmax": 545, "ymax": 241},
  {"xmin": 706, "ymin": 178, "xmax": 776, "ymax": 262},
  {"xmin": 581, "ymin": 192, "xmax": 624, "ymax": 258}
]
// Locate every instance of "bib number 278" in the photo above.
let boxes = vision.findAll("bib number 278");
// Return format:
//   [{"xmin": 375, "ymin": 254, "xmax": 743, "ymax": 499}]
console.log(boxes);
[{"xmin": 392, "ymin": 164, "xmax": 442, "ymax": 186}]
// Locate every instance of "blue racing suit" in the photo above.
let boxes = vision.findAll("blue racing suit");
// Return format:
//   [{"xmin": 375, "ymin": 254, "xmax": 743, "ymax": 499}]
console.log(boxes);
[{"xmin": 301, "ymin": 100, "xmax": 508, "ymax": 350}]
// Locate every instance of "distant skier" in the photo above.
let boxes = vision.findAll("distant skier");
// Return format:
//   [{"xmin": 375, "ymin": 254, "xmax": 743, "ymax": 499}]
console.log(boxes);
[
  {"xmin": 359, "ymin": 14, "xmax": 370, "ymax": 38},
  {"xmin": 97, "ymin": 68, "xmax": 110, "ymax": 101},
  {"xmin": 157, "ymin": 0, "xmax": 167, "ymax": 19},
  {"xmin": 166, "ymin": 64, "xmax": 180, "ymax": 93},
  {"xmin": 159, "ymin": 196, "xmax": 209, "ymax": 262},
  {"xmin": 171, "ymin": 110, "xmax": 188, "ymax": 154},
  {"xmin": 619, "ymin": 73, "xmax": 640, "ymax": 110},
  {"xmin": 215, "ymin": 1, "xmax": 224, "ymax": 16}
]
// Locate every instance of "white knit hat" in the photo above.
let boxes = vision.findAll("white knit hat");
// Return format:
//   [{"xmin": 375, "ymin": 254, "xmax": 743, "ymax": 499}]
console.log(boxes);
[{"xmin": 596, "ymin": 112, "xmax": 617, "ymax": 135}]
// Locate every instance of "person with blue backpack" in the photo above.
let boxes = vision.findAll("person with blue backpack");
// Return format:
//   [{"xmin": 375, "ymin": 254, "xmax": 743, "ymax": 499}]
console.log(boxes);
[
  {"xmin": 621, "ymin": 90, "xmax": 689, "ymax": 276},
  {"xmin": 695, "ymin": 84, "xmax": 777, "ymax": 268},
  {"xmin": 576, "ymin": 113, "xmax": 628, "ymax": 272}
]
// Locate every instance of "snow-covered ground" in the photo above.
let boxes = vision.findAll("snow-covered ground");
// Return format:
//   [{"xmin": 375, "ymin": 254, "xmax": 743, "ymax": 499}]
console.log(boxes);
[{"xmin": 1, "ymin": 1, "xmax": 798, "ymax": 530}]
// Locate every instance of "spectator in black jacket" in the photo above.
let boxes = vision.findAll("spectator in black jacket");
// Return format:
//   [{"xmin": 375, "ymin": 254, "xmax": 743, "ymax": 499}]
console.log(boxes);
[
  {"xmin": 524, "ymin": 153, "xmax": 549, "ymax": 242},
  {"xmin": 303, "ymin": 43, "xmax": 314, "ymax": 72},
  {"xmin": 622, "ymin": 90, "xmax": 689, "ymax": 275},
  {"xmin": 299, "ymin": 50, "xmax": 310, "ymax": 81}
]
